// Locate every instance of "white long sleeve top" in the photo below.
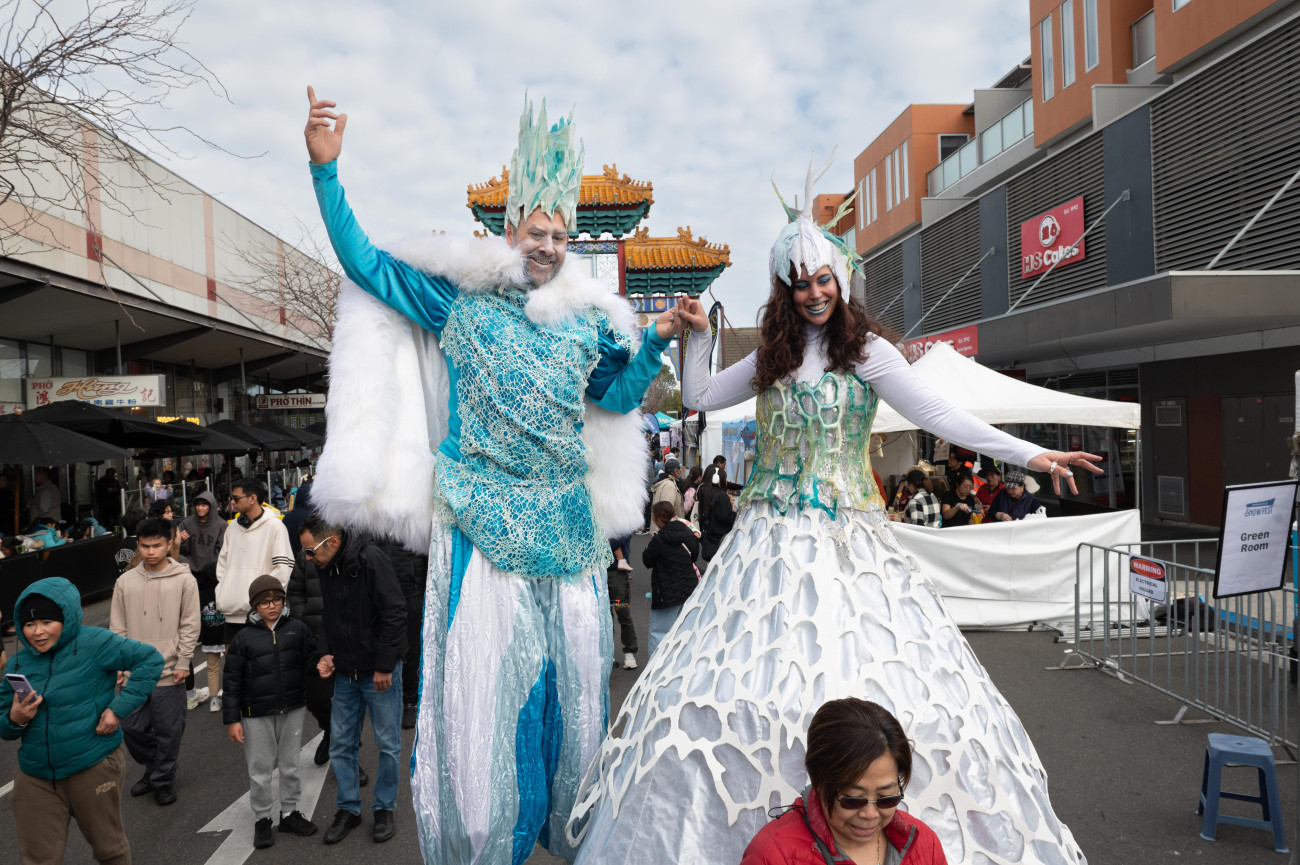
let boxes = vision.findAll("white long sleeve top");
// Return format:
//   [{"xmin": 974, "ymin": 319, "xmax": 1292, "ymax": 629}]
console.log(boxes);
[{"xmin": 682, "ymin": 323, "xmax": 1046, "ymax": 469}]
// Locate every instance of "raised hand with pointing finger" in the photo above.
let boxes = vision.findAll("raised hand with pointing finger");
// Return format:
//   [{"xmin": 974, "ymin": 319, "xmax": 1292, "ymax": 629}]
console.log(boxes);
[{"xmin": 305, "ymin": 85, "xmax": 347, "ymax": 165}]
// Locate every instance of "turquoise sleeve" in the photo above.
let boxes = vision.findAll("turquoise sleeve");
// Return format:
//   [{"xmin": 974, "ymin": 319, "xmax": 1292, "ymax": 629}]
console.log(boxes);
[
  {"xmin": 310, "ymin": 160, "xmax": 458, "ymax": 334},
  {"xmin": 589, "ymin": 327, "xmax": 673, "ymax": 414}
]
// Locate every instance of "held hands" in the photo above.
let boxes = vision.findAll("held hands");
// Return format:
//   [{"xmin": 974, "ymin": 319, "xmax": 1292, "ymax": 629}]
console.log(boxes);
[
  {"xmin": 654, "ymin": 295, "xmax": 709, "ymax": 340},
  {"xmin": 317, "ymin": 654, "xmax": 335, "ymax": 679},
  {"xmin": 1026, "ymin": 450, "xmax": 1105, "ymax": 495},
  {"xmin": 228, "ymin": 722, "xmax": 244, "ymax": 744},
  {"xmin": 9, "ymin": 690, "xmax": 41, "ymax": 727},
  {"xmin": 171, "ymin": 668, "xmax": 188, "ymax": 686},
  {"xmin": 305, "ymin": 85, "xmax": 347, "ymax": 165},
  {"xmin": 95, "ymin": 707, "xmax": 120, "ymax": 736}
]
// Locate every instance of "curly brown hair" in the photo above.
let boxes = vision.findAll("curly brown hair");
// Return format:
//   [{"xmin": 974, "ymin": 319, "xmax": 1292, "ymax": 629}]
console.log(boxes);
[{"xmin": 751, "ymin": 267, "xmax": 884, "ymax": 393}]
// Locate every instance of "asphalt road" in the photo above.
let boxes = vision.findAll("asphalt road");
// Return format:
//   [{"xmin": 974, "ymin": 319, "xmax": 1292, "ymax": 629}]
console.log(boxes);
[{"xmin": 2, "ymin": 533, "xmax": 1295, "ymax": 864}]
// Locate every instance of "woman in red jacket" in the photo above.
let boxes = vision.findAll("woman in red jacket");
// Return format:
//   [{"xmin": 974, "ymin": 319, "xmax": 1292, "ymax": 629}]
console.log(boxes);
[{"xmin": 741, "ymin": 698, "xmax": 947, "ymax": 865}]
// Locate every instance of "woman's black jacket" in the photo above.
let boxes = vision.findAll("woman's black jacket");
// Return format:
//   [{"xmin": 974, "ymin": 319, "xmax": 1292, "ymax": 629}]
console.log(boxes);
[
  {"xmin": 700, "ymin": 492, "xmax": 737, "ymax": 562},
  {"xmin": 642, "ymin": 519, "xmax": 700, "ymax": 609}
]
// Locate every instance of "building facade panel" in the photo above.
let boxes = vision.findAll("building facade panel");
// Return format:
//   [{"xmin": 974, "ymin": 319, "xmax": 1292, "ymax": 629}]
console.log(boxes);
[
  {"xmin": 1102, "ymin": 105, "xmax": 1156, "ymax": 286},
  {"xmin": 1151, "ymin": 19, "xmax": 1300, "ymax": 272},
  {"xmin": 919, "ymin": 202, "xmax": 983, "ymax": 333},
  {"xmin": 1155, "ymin": 0, "xmax": 1289, "ymax": 72},
  {"xmin": 1005, "ymin": 132, "xmax": 1107, "ymax": 307},
  {"xmin": 861, "ymin": 244, "xmax": 905, "ymax": 336}
]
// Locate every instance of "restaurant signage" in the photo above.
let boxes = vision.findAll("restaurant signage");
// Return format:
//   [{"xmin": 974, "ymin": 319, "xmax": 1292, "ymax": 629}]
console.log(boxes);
[
  {"xmin": 255, "ymin": 393, "xmax": 327, "ymax": 410},
  {"xmin": 902, "ymin": 325, "xmax": 979, "ymax": 363},
  {"xmin": 1019, "ymin": 196, "xmax": 1086, "ymax": 279},
  {"xmin": 26, "ymin": 375, "xmax": 166, "ymax": 409}
]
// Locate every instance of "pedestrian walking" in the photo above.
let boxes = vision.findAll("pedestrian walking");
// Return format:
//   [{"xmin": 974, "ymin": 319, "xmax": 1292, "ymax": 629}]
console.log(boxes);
[
  {"xmin": 224, "ymin": 575, "xmax": 321, "ymax": 849},
  {"xmin": 179, "ymin": 491, "xmax": 227, "ymax": 712},
  {"xmin": 110, "ymin": 517, "xmax": 201, "ymax": 807},
  {"xmin": 642, "ymin": 501, "xmax": 700, "ymax": 658},
  {"xmin": 295, "ymin": 515, "xmax": 406, "ymax": 845},
  {"xmin": 3, "ymin": 578, "xmax": 164, "ymax": 865}
]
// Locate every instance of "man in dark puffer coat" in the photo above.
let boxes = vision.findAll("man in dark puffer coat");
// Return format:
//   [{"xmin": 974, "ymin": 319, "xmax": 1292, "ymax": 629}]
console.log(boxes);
[{"xmin": 223, "ymin": 575, "xmax": 321, "ymax": 848}]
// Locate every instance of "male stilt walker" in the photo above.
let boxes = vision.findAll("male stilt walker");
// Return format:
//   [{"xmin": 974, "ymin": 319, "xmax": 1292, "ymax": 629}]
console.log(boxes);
[{"xmin": 304, "ymin": 88, "xmax": 684, "ymax": 864}]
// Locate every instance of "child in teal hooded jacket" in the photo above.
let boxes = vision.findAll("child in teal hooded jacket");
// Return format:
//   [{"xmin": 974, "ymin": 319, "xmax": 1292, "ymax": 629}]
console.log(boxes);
[{"xmin": 1, "ymin": 576, "xmax": 163, "ymax": 864}]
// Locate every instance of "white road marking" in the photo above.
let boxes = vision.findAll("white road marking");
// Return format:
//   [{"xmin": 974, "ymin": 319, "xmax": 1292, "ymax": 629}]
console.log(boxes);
[
  {"xmin": 0, "ymin": 780, "xmax": 12, "ymax": 799},
  {"xmin": 199, "ymin": 731, "xmax": 330, "ymax": 865}
]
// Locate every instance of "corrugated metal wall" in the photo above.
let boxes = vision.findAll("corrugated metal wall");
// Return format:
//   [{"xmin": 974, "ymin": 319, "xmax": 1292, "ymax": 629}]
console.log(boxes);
[
  {"xmin": 861, "ymin": 244, "xmax": 906, "ymax": 334},
  {"xmin": 1152, "ymin": 22, "xmax": 1300, "ymax": 271},
  {"xmin": 1005, "ymin": 134, "xmax": 1108, "ymax": 307},
  {"xmin": 919, "ymin": 202, "xmax": 982, "ymax": 332}
]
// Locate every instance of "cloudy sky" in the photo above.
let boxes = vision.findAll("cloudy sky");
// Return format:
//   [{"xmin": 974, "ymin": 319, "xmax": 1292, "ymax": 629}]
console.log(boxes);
[{"xmin": 84, "ymin": 0, "xmax": 1031, "ymax": 325}]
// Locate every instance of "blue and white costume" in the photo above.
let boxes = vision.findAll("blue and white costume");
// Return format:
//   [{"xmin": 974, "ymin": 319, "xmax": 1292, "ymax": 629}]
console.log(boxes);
[{"xmin": 309, "ymin": 103, "xmax": 664, "ymax": 864}]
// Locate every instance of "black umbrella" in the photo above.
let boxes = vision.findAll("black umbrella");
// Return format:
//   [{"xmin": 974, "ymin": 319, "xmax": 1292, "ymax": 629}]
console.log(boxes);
[
  {"xmin": 0, "ymin": 414, "xmax": 132, "ymax": 464},
  {"xmin": 254, "ymin": 420, "xmax": 322, "ymax": 448},
  {"xmin": 210, "ymin": 419, "xmax": 299, "ymax": 451},
  {"xmin": 304, "ymin": 421, "xmax": 326, "ymax": 437},
  {"xmin": 23, "ymin": 401, "xmax": 205, "ymax": 448}
]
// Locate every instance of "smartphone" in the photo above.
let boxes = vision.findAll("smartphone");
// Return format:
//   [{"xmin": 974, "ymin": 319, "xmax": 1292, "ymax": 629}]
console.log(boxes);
[{"xmin": 5, "ymin": 673, "xmax": 34, "ymax": 701}]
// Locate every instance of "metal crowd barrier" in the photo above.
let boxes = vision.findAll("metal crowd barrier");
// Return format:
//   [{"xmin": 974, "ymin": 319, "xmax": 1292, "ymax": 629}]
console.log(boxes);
[{"xmin": 1051, "ymin": 538, "xmax": 1296, "ymax": 756}]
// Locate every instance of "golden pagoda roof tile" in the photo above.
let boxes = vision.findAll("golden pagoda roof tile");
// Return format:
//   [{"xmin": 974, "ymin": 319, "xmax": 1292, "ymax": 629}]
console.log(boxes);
[
  {"xmin": 467, "ymin": 164, "xmax": 654, "ymax": 209},
  {"xmin": 625, "ymin": 225, "xmax": 731, "ymax": 271}
]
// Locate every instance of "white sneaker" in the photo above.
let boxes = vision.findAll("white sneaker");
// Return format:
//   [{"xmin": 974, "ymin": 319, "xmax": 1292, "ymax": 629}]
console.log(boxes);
[
  {"xmin": 616, "ymin": 559, "xmax": 633, "ymax": 572},
  {"xmin": 186, "ymin": 687, "xmax": 209, "ymax": 711},
  {"xmin": 622, "ymin": 653, "xmax": 638, "ymax": 670},
  {"xmin": 209, "ymin": 696, "xmax": 222, "ymax": 713}
]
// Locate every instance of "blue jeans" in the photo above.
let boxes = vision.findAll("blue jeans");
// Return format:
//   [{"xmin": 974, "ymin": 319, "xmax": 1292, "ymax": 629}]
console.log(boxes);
[
  {"xmin": 330, "ymin": 660, "xmax": 403, "ymax": 814},
  {"xmin": 647, "ymin": 605, "xmax": 682, "ymax": 659}
]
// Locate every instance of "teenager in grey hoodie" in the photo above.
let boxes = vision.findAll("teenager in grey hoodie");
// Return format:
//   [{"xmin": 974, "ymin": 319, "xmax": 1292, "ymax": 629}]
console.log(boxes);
[{"xmin": 179, "ymin": 490, "xmax": 227, "ymax": 710}]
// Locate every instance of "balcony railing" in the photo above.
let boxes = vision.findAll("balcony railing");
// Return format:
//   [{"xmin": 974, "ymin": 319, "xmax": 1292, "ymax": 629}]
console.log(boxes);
[
  {"xmin": 1132, "ymin": 11, "xmax": 1155, "ymax": 67},
  {"xmin": 927, "ymin": 97, "xmax": 1034, "ymax": 196}
]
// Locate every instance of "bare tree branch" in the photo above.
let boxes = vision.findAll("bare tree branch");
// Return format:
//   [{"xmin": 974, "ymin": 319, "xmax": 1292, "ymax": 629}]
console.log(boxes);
[
  {"xmin": 0, "ymin": 0, "xmax": 247, "ymax": 251},
  {"xmin": 221, "ymin": 217, "xmax": 340, "ymax": 349}
]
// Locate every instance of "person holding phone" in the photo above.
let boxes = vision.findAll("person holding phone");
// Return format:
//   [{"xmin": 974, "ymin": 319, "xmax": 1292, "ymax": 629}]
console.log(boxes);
[{"xmin": 1, "ymin": 577, "xmax": 164, "ymax": 865}]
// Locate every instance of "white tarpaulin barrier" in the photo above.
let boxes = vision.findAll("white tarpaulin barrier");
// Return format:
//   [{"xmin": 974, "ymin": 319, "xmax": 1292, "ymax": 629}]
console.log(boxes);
[{"xmin": 892, "ymin": 509, "xmax": 1142, "ymax": 629}]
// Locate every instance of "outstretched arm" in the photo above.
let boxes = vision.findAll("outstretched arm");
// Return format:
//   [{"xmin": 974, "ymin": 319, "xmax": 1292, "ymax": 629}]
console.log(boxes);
[
  {"xmin": 858, "ymin": 338, "xmax": 1101, "ymax": 495},
  {"xmin": 587, "ymin": 302, "xmax": 687, "ymax": 414},
  {"xmin": 306, "ymin": 86, "xmax": 458, "ymax": 334}
]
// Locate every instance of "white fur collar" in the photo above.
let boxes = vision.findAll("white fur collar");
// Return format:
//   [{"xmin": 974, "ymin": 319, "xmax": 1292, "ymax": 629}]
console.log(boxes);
[{"xmin": 383, "ymin": 232, "xmax": 638, "ymax": 339}]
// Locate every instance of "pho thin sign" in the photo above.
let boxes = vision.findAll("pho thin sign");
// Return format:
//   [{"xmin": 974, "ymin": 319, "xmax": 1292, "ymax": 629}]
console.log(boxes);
[
  {"xmin": 1129, "ymin": 556, "xmax": 1167, "ymax": 603},
  {"xmin": 255, "ymin": 393, "xmax": 327, "ymax": 410}
]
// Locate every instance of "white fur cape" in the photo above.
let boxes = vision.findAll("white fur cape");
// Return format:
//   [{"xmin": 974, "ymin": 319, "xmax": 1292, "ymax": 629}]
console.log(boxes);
[{"xmin": 312, "ymin": 232, "xmax": 651, "ymax": 555}]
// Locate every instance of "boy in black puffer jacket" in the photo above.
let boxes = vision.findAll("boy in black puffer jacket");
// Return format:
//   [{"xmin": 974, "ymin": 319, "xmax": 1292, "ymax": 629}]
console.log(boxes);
[
  {"xmin": 224, "ymin": 575, "xmax": 321, "ymax": 849},
  {"xmin": 642, "ymin": 501, "xmax": 701, "ymax": 659}
]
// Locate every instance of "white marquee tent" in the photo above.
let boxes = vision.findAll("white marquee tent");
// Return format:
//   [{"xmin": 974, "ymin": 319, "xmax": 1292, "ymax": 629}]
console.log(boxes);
[{"xmin": 872, "ymin": 342, "xmax": 1141, "ymax": 433}]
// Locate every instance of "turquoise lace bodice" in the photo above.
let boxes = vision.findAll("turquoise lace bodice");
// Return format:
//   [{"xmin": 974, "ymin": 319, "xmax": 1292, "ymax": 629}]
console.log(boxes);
[
  {"xmin": 739, "ymin": 371, "xmax": 884, "ymax": 519},
  {"xmin": 437, "ymin": 290, "xmax": 626, "ymax": 578}
]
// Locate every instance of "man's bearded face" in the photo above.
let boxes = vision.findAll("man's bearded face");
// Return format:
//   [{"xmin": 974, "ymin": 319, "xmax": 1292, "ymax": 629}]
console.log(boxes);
[{"xmin": 506, "ymin": 207, "xmax": 568, "ymax": 287}]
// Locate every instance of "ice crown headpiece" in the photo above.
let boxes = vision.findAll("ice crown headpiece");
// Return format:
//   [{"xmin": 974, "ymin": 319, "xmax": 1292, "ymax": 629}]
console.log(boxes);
[
  {"xmin": 769, "ymin": 148, "xmax": 863, "ymax": 299},
  {"xmin": 505, "ymin": 94, "xmax": 585, "ymax": 232}
]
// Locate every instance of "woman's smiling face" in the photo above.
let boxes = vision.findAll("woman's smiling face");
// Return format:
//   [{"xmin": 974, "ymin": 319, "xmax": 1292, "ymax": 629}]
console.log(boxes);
[{"xmin": 791, "ymin": 264, "xmax": 839, "ymax": 325}]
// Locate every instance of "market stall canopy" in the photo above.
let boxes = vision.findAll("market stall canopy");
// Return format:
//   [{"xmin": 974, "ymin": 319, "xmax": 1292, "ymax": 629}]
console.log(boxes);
[
  {"xmin": 304, "ymin": 421, "xmax": 326, "ymax": 437},
  {"xmin": 0, "ymin": 414, "xmax": 131, "ymax": 464},
  {"xmin": 654, "ymin": 412, "xmax": 675, "ymax": 431},
  {"xmin": 158, "ymin": 420, "xmax": 257, "ymax": 455},
  {"xmin": 22, "ymin": 401, "xmax": 206, "ymax": 448},
  {"xmin": 254, "ymin": 420, "xmax": 322, "ymax": 448},
  {"xmin": 872, "ymin": 343, "xmax": 1141, "ymax": 433},
  {"xmin": 209, "ymin": 419, "xmax": 299, "ymax": 451}
]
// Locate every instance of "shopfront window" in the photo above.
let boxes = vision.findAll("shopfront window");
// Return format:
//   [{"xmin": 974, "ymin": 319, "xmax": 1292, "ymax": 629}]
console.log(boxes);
[{"xmin": 0, "ymin": 339, "xmax": 23, "ymax": 411}]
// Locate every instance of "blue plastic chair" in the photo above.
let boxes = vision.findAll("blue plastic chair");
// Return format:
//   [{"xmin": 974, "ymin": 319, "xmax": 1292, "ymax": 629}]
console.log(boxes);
[{"xmin": 1197, "ymin": 733, "xmax": 1288, "ymax": 852}]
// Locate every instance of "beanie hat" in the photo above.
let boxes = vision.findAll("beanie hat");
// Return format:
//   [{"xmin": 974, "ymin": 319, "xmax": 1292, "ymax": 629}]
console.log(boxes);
[
  {"xmin": 248, "ymin": 575, "xmax": 285, "ymax": 607},
  {"xmin": 20, "ymin": 594, "xmax": 64, "ymax": 626}
]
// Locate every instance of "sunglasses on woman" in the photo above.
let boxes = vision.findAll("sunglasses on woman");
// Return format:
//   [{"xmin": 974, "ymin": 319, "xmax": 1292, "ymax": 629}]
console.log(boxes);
[{"xmin": 836, "ymin": 791, "xmax": 905, "ymax": 810}]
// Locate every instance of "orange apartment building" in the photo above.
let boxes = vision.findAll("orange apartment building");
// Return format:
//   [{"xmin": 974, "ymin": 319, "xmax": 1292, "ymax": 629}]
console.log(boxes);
[{"xmin": 847, "ymin": 0, "xmax": 1300, "ymax": 528}]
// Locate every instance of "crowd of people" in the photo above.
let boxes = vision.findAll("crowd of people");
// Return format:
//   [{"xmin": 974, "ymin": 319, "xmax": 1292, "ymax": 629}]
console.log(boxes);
[
  {"xmin": 888, "ymin": 459, "xmax": 1044, "ymax": 529},
  {"xmin": 1, "ymin": 473, "xmax": 423, "ymax": 861},
  {"xmin": 0, "ymin": 90, "xmax": 1107, "ymax": 865}
]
